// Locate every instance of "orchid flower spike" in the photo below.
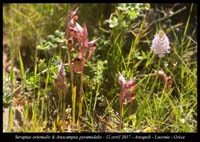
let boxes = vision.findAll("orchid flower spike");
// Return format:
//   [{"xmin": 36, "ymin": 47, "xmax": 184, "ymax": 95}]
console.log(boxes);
[{"xmin": 150, "ymin": 30, "xmax": 171, "ymax": 58}]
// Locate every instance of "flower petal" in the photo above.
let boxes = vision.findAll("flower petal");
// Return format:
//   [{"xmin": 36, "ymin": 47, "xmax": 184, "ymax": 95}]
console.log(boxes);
[{"xmin": 118, "ymin": 72, "xmax": 126, "ymax": 86}]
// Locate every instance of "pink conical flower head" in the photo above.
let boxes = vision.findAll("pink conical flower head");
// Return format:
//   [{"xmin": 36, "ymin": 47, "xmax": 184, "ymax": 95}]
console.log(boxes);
[{"xmin": 150, "ymin": 30, "xmax": 171, "ymax": 57}]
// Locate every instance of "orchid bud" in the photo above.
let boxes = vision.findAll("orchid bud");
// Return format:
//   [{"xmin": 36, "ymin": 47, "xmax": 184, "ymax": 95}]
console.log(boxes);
[
  {"xmin": 58, "ymin": 61, "xmax": 65, "ymax": 77},
  {"xmin": 55, "ymin": 61, "xmax": 67, "ymax": 89},
  {"xmin": 153, "ymin": 69, "xmax": 173, "ymax": 89},
  {"xmin": 153, "ymin": 69, "xmax": 167, "ymax": 81}
]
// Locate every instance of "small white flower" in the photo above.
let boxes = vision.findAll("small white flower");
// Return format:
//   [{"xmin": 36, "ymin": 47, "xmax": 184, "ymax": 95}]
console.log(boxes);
[{"xmin": 150, "ymin": 30, "xmax": 171, "ymax": 57}]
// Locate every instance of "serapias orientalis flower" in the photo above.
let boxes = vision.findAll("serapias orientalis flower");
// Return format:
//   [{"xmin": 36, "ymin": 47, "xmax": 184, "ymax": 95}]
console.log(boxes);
[
  {"xmin": 66, "ymin": 8, "xmax": 99, "ymax": 74},
  {"xmin": 118, "ymin": 72, "xmax": 137, "ymax": 105},
  {"xmin": 152, "ymin": 69, "xmax": 172, "ymax": 89}
]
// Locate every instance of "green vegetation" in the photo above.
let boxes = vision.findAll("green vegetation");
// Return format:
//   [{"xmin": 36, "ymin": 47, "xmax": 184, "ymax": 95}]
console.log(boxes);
[{"xmin": 3, "ymin": 3, "xmax": 197, "ymax": 132}]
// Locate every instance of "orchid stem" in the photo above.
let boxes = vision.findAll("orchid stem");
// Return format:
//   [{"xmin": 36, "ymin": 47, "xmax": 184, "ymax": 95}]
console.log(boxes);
[
  {"xmin": 78, "ymin": 59, "xmax": 84, "ymax": 132},
  {"xmin": 68, "ymin": 41, "xmax": 75, "ymax": 129},
  {"xmin": 119, "ymin": 91, "xmax": 124, "ymax": 131}
]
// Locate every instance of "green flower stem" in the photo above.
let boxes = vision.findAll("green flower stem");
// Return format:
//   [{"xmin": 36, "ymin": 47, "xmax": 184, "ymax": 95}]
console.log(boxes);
[
  {"xmin": 119, "ymin": 90, "xmax": 124, "ymax": 131},
  {"xmin": 68, "ymin": 40, "xmax": 75, "ymax": 129},
  {"xmin": 78, "ymin": 59, "xmax": 85, "ymax": 132}
]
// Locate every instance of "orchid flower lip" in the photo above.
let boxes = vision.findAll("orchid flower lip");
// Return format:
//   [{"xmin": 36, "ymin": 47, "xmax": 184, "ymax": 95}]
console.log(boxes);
[
  {"xmin": 68, "ymin": 38, "xmax": 73, "ymax": 43},
  {"xmin": 74, "ymin": 57, "xmax": 83, "ymax": 62}
]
